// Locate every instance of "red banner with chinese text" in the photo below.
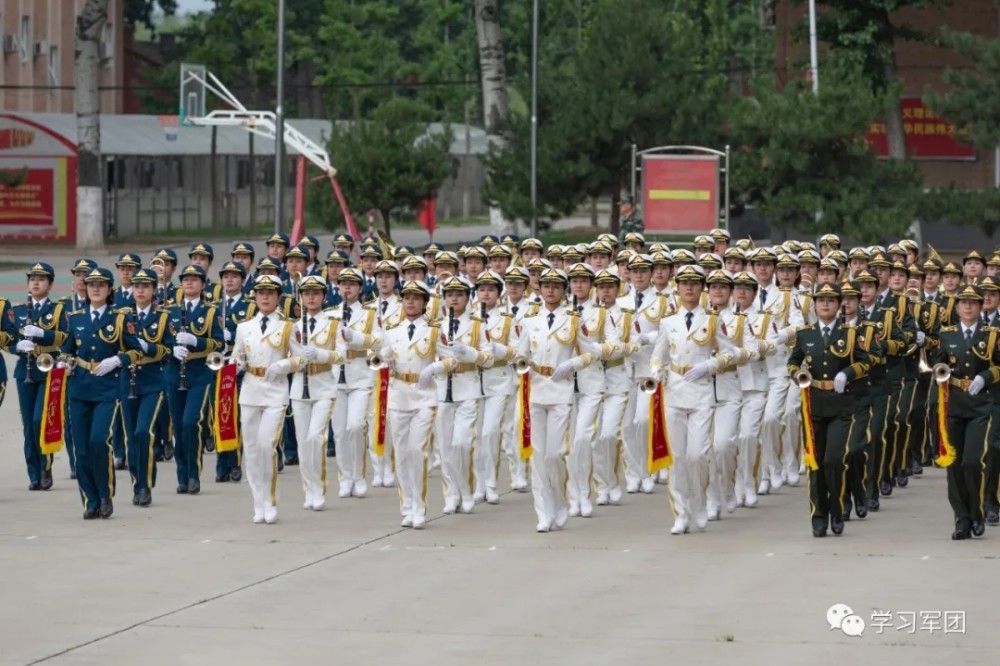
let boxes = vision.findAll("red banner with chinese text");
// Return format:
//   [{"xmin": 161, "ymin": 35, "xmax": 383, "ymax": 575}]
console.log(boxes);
[
  {"xmin": 214, "ymin": 363, "xmax": 240, "ymax": 453},
  {"xmin": 866, "ymin": 99, "xmax": 974, "ymax": 160},
  {"xmin": 0, "ymin": 169, "xmax": 54, "ymax": 225}
]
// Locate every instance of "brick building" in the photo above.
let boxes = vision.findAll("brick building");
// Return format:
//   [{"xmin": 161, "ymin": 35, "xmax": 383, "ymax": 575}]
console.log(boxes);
[
  {"xmin": 0, "ymin": 0, "xmax": 125, "ymax": 114},
  {"xmin": 775, "ymin": 0, "xmax": 999, "ymax": 190}
]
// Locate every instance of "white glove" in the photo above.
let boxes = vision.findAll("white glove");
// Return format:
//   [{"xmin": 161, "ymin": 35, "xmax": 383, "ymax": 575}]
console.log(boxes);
[
  {"xmin": 172, "ymin": 346, "xmax": 190, "ymax": 361},
  {"xmin": 138, "ymin": 340, "xmax": 150, "ymax": 354},
  {"xmin": 775, "ymin": 329, "xmax": 790, "ymax": 345},
  {"xmin": 577, "ymin": 336, "xmax": 601, "ymax": 355},
  {"xmin": 834, "ymin": 372, "xmax": 848, "ymax": 394},
  {"xmin": 224, "ymin": 330, "xmax": 233, "ymax": 343},
  {"xmin": 22, "ymin": 325, "xmax": 44, "ymax": 339},
  {"xmin": 93, "ymin": 356, "xmax": 122, "ymax": 377},
  {"xmin": 302, "ymin": 345, "xmax": 320, "ymax": 361},
  {"xmin": 56, "ymin": 361, "xmax": 73, "ymax": 376},
  {"xmin": 16, "ymin": 339, "xmax": 35, "ymax": 353},
  {"xmin": 342, "ymin": 328, "xmax": 361, "ymax": 343},
  {"xmin": 452, "ymin": 343, "xmax": 478, "ymax": 363},
  {"xmin": 491, "ymin": 342, "xmax": 509, "ymax": 359},
  {"xmin": 683, "ymin": 360, "xmax": 713, "ymax": 382},
  {"xmin": 176, "ymin": 331, "xmax": 197, "ymax": 347},
  {"xmin": 419, "ymin": 362, "xmax": 443, "ymax": 390},
  {"xmin": 264, "ymin": 362, "xmax": 286, "ymax": 382},
  {"xmin": 638, "ymin": 331, "xmax": 658, "ymax": 346},
  {"xmin": 552, "ymin": 358, "xmax": 581, "ymax": 382},
  {"xmin": 969, "ymin": 375, "xmax": 986, "ymax": 396},
  {"xmin": 916, "ymin": 331, "xmax": 926, "ymax": 347}
]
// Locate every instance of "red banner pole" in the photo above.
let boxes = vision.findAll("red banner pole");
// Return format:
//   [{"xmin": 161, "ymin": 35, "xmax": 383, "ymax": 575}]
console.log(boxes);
[{"xmin": 289, "ymin": 155, "xmax": 306, "ymax": 245}]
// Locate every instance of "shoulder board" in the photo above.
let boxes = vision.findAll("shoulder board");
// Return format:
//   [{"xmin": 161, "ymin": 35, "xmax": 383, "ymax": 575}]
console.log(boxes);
[
  {"xmin": 322, "ymin": 305, "xmax": 340, "ymax": 313},
  {"xmin": 620, "ymin": 307, "xmax": 635, "ymax": 314},
  {"xmin": 940, "ymin": 325, "xmax": 958, "ymax": 332},
  {"xmin": 524, "ymin": 311, "xmax": 540, "ymax": 318},
  {"xmin": 274, "ymin": 312, "xmax": 288, "ymax": 321},
  {"xmin": 882, "ymin": 306, "xmax": 896, "ymax": 313},
  {"xmin": 363, "ymin": 304, "xmax": 377, "ymax": 311},
  {"xmin": 500, "ymin": 311, "xmax": 513, "ymax": 318},
  {"xmin": 385, "ymin": 320, "xmax": 401, "ymax": 330},
  {"xmin": 424, "ymin": 316, "xmax": 440, "ymax": 327},
  {"xmin": 983, "ymin": 326, "xmax": 999, "ymax": 332},
  {"xmin": 778, "ymin": 287, "xmax": 792, "ymax": 292},
  {"xmin": 115, "ymin": 307, "xmax": 133, "ymax": 315}
]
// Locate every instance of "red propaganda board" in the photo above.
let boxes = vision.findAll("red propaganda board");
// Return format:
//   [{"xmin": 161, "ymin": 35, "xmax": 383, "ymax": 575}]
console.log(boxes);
[
  {"xmin": 0, "ymin": 169, "xmax": 55, "ymax": 225},
  {"xmin": 866, "ymin": 98, "xmax": 975, "ymax": 160},
  {"xmin": 641, "ymin": 154, "xmax": 720, "ymax": 234}
]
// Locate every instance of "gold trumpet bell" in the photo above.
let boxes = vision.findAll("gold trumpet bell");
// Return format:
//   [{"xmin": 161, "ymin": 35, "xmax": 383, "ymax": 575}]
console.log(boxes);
[
  {"xmin": 35, "ymin": 352, "xmax": 55, "ymax": 373},
  {"xmin": 932, "ymin": 363, "xmax": 951, "ymax": 385},
  {"xmin": 367, "ymin": 350, "xmax": 385, "ymax": 371},
  {"xmin": 206, "ymin": 351, "xmax": 226, "ymax": 371},
  {"xmin": 640, "ymin": 377, "xmax": 658, "ymax": 394},
  {"xmin": 513, "ymin": 357, "xmax": 531, "ymax": 375},
  {"xmin": 918, "ymin": 348, "xmax": 932, "ymax": 373},
  {"xmin": 795, "ymin": 367, "xmax": 813, "ymax": 389}
]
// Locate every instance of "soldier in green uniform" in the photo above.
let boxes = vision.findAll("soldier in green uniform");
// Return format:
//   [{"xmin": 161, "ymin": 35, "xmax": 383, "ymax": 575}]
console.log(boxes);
[
  {"xmin": 619, "ymin": 194, "xmax": 643, "ymax": 237},
  {"xmin": 980, "ymin": 278, "xmax": 1000, "ymax": 524},
  {"xmin": 787, "ymin": 283, "xmax": 874, "ymax": 538},
  {"xmin": 928, "ymin": 285, "xmax": 1000, "ymax": 540}
]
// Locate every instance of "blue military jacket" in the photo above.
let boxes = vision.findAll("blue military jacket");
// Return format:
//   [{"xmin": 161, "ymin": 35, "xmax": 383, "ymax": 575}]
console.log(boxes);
[
  {"xmin": 164, "ymin": 299, "xmax": 225, "ymax": 388},
  {"xmin": 9, "ymin": 299, "xmax": 68, "ymax": 382},
  {"xmin": 61, "ymin": 307, "xmax": 140, "ymax": 402},
  {"xmin": 118, "ymin": 307, "xmax": 171, "ymax": 396}
]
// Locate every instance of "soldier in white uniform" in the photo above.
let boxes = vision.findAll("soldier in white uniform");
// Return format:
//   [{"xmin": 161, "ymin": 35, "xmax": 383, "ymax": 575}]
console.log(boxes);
[
  {"xmin": 501, "ymin": 267, "xmax": 536, "ymax": 491},
  {"xmin": 288, "ymin": 275, "xmax": 345, "ymax": 511},
  {"xmin": 380, "ymin": 281, "xmax": 439, "ymax": 529},
  {"xmin": 333, "ymin": 268, "xmax": 382, "ymax": 499},
  {"xmin": 775, "ymin": 253, "xmax": 807, "ymax": 484},
  {"xmin": 650, "ymin": 265, "xmax": 740, "ymax": 535},
  {"xmin": 476, "ymin": 270, "xmax": 518, "ymax": 504},
  {"xmin": 232, "ymin": 275, "xmax": 298, "ymax": 524},
  {"xmin": 425, "ymin": 276, "xmax": 494, "ymax": 514},
  {"xmin": 513, "ymin": 268, "xmax": 600, "ymax": 532},
  {"xmin": 369, "ymin": 259, "xmax": 401, "ymax": 488},
  {"xmin": 620, "ymin": 254, "xmax": 675, "ymax": 493}
]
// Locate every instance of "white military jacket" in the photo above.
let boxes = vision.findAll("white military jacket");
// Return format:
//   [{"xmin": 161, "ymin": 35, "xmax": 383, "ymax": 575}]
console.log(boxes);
[
  {"xmin": 337, "ymin": 299, "xmax": 382, "ymax": 390},
  {"xmin": 763, "ymin": 287, "xmax": 805, "ymax": 379},
  {"xmin": 481, "ymin": 304, "xmax": 519, "ymax": 398},
  {"xmin": 289, "ymin": 309, "xmax": 346, "ymax": 400},
  {"xmin": 381, "ymin": 315, "xmax": 438, "ymax": 412},
  {"xmin": 603, "ymin": 301, "xmax": 638, "ymax": 395},
  {"xmin": 730, "ymin": 302, "xmax": 773, "ymax": 392},
  {"xmin": 514, "ymin": 304, "xmax": 597, "ymax": 406},
  {"xmin": 234, "ymin": 311, "xmax": 295, "ymax": 408},
  {"xmin": 621, "ymin": 286, "xmax": 675, "ymax": 380},
  {"xmin": 434, "ymin": 309, "xmax": 494, "ymax": 402}
]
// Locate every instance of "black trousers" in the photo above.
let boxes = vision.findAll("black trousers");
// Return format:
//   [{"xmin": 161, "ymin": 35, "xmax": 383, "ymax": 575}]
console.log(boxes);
[
  {"xmin": 945, "ymin": 412, "xmax": 989, "ymax": 528},
  {"xmin": 807, "ymin": 406, "xmax": 855, "ymax": 530},
  {"xmin": 866, "ymin": 393, "xmax": 891, "ymax": 500}
]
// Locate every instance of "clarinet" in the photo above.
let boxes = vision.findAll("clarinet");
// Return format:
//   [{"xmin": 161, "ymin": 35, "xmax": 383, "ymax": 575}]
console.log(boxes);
[
  {"xmin": 445, "ymin": 307, "xmax": 454, "ymax": 403},
  {"xmin": 178, "ymin": 303, "xmax": 189, "ymax": 391},
  {"xmin": 479, "ymin": 301, "xmax": 487, "ymax": 396},
  {"xmin": 23, "ymin": 293, "xmax": 36, "ymax": 384},
  {"xmin": 128, "ymin": 305, "xmax": 139, "ymax": 400},
  {"xmin": 301, "ymin": 301, "xmax": 311, "ymax": 400},
  {"xmin": 571, "ymin": 295, "xmax": 580, "ymax": 394}
]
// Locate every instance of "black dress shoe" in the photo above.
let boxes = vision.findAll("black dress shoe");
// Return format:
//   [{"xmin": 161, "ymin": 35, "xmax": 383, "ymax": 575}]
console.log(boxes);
[
  {"xmin": 952, "ymin": 529, "xmax": 971, "ymax": 540},
  {"xmin": 177, "ymin": 484, "xmax": 188, "ymax": 494},
  {"xmin": 911, "ymin": 462, "xmax": 923, "ymax": 475},
  {"xmin": 896, "ymin": 473, "xmax": 909, "ymax": 488},
  {"xmin": 215, "ymin": 473, "xmax": 229, "ymax": 483},
  {"xmin": 812, "ymin": 526, "xmax": 828, "ymax": 538},
  {"xmin": 229, "ymin": 467, "xmax": 242, "ymax": 482},
  {"xmin": 867, "ymin": 497, "xmax": 880, "ymax": 512},
  {"xmin": 972, "ymin": 520, "xmax": 986, "ymax": 537},
  {"xmin": 277, "ymin": 457, "xmax": 285, "ymax": 472},
  {"xmin": 326, "ymin": 448, "xmax": 335, "ymax": 458},
  {"xmin": 70, "ymin": 471, "xmax": 77, "ymax": 480},
  {"xmin": 40, "ymin": 470, "xmax": 53, "ymax": 490},
  {"xmin": 987, "ymin": 510, "xmax": 1000, "ymax": 526},
  {"xmin": 285, "ymin": 457, "xmax": 299, "ymax": 466},
  {"xmin": 855, "ymin": 502, "xmax": 869, "ymax": 519},
  {"xmin": 83, "ymin": 507, "xmax": 100, "ymax": 520},
  {"xmin": 164, "ymin": 443, "xmax": 175, "ymax": 461},
  {"xmin": 28, "ymin": 481, "xmax": 41, "ymax": 491},
  {"xmin": 205, "ymin": 441, "xmax": 216, "ymax": 454},
  {"xmin": 136, "ymin": 489, "xmax": 152, "ymax": 507},
  {"xmin": 99, "ymin": 498, "xmax": 114, "ymax": 519},
  {"xmin": 188, "ymin": 478, "xmax": 200, "ymax": 495},
  {"xmin": 132, "ymin": 494, "xmax": 141, "ymax": 506},
  {"xmin": 114, "ymin": 458, "xmax": 126, "ymax": 471},
  {"xmin": 154, "ymin": 453, "xmax": 165, "ymax": 462},
  {"xmin": 841, "ymin": 512, "xmax": 852, "ymax": 522},
  {"xmin": 879, "ymin": 481, "xmax": 893, "ymax": 497},
  {"xmin": 831, "ymin": 516, "xmax": 845, "ymax": 535}
]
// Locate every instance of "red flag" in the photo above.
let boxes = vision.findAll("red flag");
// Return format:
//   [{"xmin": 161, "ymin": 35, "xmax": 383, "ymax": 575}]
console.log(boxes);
[{"xmin": 417, "ymin": 194, "xmax": 437, "ymax": 237}]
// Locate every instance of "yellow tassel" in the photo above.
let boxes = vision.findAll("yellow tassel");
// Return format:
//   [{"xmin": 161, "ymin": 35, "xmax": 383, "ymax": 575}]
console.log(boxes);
[
  {"xmin": 801, "ymin": 388, "xmax": 819, "ymax": 471},
  {"xmin": 517, "ymin": 374, "xmax": 533, "ymax": 460},
  {"xmin": 935, "ymin": 383, "xmax": 956, "ymax": 467}
]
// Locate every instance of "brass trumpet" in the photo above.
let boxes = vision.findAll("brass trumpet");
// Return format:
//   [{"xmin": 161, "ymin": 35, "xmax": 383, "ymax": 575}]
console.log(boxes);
[
  {"xmin": 918, "ymin": 347, "xmax": 932, "ymax": 373},
  {"xmin": 904, "ymin": 287, "xmax": 921, "ymax": 305},
  {"xmin": 800, "ymin": 273, "xmax": 814, "ymax": 290},
  {"xmin": 795, "ymin": 367, "xmax": 813, "ymax": 389},
  {"xmin": 640, "ymin": 377, "xmax": 659, "ymax": 394},
  {"xmin": 35, "ymin": 352, "xmax": 55, "ymax": 372},
  {"xmin": 513, "ymin": 356, "xmax": 531, "ymax": 375},
  {"xmin": 932, "ymin": 363, "xmax": 951, "ymax": 385},
  {"xmin": 367, "ymin": 350, "xmax": 385, "ymax": 371},
  {"xmin": 206, "ymin": 351, "xmax": 226, "ymax": 371}
]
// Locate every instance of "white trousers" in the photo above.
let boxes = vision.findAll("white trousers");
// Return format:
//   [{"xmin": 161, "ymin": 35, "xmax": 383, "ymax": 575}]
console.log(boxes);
[
  {"xmin": 737, "ymin": 391, "xmax": 767, "ymax": 499},
  {"xmin": 761, "ymin": 377, "xmax": 789, "ymax": 481},
  {"xmin": 782, "ymin": 387, "xmax": 802, "ymax": 473},
  {"xmin": 478, "ymin": 394, "xmax": 509, "ymax": 493},
  {"xmin": 502, "ymin": 390, "xmax": 528, "ymax": 484},
  {"xmin": 623, "ymin": 386, "xmax": 651, "ymax": 485},
  {"xmin": 436, "ymin": 399, "xmax": 480, "ymax": 504},
  {"xmin": 333, "ymin": 387, "xmax": 370, "ymax": 486},
  {"xmin": 595, "ymin": 391, "xmax": 628, "ymax": 494},
  {"xmin": 367, "ymin": 373, "xmax": 394, "ymax": 483},
  {"xmin": 240, "ymin": 405, "xmax": 286, "ymax": 513},
  {"xmin": 529, "ymin": 403, "xmax": 571, "ymax": 525},
  {"xmin": 569, "ymin": 393, "xmax": 602, "ymax": 503},
  {"xmin": 666, "ymin": 405, "xmax": 713, "ymax": 520},
  {"xmin": 388, "ymin": 407, "xmax": 435, "ymax": 517},
  {"xmin": 291, "ymin": 398, "xmax": 335, "ymax": 502},
  {"xmin": 707, "ymin": 399, "xmax": 740, "ymax": 509}
]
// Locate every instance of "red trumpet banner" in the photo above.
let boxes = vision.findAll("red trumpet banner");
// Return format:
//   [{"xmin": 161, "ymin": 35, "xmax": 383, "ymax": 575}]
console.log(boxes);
[
  {"xmin": 865, "ymin": 98, "xmax": 975, "ymax": 160},
  {"xmin": 641, "ymin": 154, "xmax": 720, "ymax": 234}
]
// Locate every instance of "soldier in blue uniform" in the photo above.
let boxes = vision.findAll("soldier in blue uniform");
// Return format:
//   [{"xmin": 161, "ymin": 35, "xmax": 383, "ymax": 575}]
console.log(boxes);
[
  {"xmin": 114, "ymin": 253, "xmax": 141, "ymax": 308},
  {"xmin": 151, "ymin": 248, "xmax": 178, "ymax": 307},
  {"xmin": 165, "ymin": 265, "xmax": 225, "ymax": 495},
  {"xmin": 0, "ymin": 295, "xmax": 15, "ymax": 409},
  {"xmin": 118, "ymin": 268, "xmax": 171, "ymax": 507},
  {"xmin": 57, "ymin": 258, "xmax": 97, "ymax": 478},
  {"xmin": 323, "ymin": 250, "xmax": 350, "ymax": 307},
  {"xmin": 216, "ymin": 261, "xmax": 254, "ymax": 482},
  {"xmin": 284, "ymin": 245, "xmax": 311, "ymax": 294},
  {"xmin": 299, "ymin": 235, "xmax": 322, "ymax": 275},
  {"xmin": 332, "ymin": 233, "xmax": 354, "ymax": 257},
  {"xmin": 230, "ymin": 242, "xmax": 256, "ymax": 294},
  {"xmin": 266, "ymin": 232, "xmax": 290, "ymax": 263},
  {"xmin": 929, "ymin": 285, "xmax": 1000, "ymax": 540},
  {"xmin": 185, "ymin": 243, "xmax": 224, "ymax": 303},
  {"xmin": 359, "ymin": 245, "xmax": 381, "ymax": 301},
  {"xmin": 59, "ymin": 267, "xmax": 141, "ymax": 519},
  {"xmin": 11, "ymin": 262, "xmax": 68, "ymax": 491}
]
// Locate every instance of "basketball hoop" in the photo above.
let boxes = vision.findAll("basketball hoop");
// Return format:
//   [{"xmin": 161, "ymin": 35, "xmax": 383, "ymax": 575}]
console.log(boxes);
[{"xmin": 158, "ymin": 115, "xmax": 180, "ymax": 142}]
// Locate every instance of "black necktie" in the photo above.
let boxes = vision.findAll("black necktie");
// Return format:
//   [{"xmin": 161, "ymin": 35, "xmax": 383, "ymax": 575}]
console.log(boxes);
[
  {"xmin": 547, "ymin": 313, "xmax": 555, "ymax": 330},
  {"xmin": 344, "ymin": 305, "xmax": 352, "ymax": 323},
  {"xmin": 966, "ymin": 328, "xmax": 973, "ymax": 347},
  {"xmin": 381, "ymin": 300, "xmax": 388, "ymax": 315},
  {"xmin": 92, "ymin": 310, "xmax": 100, "ymax": 331},
  {"xmin": 823, "ymin": 326, "xmax": 831, "ymax": 346},
  {"xmin": 760, "ymin": 289, "xmax": 767, "ymax": 308},
  {"xmin": 138, "ymin": 311, "xmax": 146, "ymax": 326},
  {"xmin": 227, "ymin": 298, "xmax": 235, "ymax": 311},
  {"xmin": 309, "ymin": 316, "xmax": 316, "ymax": 334},
  {"xmin": 636, "ymin": 292, "xmax": 644, "ymax": 309},
  {"xmin": 512, "ymin": 305, "xmax": 519, "ymax": 316},
  {"xmin": 187, "ymin": 302, "xmax": 194, "ymax": 317},
  {"xmin": 408, "ymin": 323, "xmax": 415, "ymax": 341},
  {"xmin": 685, "ymin": 312, "xmax": 693, "ymax": 331},
  {"xmin": 32, "ymin": 302, "xmax": 40, "ymax": 320},
  {"xmin": 261, "ymin": 316, "xmax": 269, "ymax": 334}
]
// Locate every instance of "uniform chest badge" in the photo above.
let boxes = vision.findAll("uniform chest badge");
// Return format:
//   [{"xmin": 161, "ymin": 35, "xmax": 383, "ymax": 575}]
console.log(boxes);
[
  {"xmin": 805, "ymin": 355, "xmax": 812, "ymax": 365},
  {"xmin": 836, "ymin": 339, "xmax": 845, "ymax": 349},
  {"xmin": 949, "ymin": 355, "xmax": 957, "ymax": 364},
  {"xmin": 151, "ymin": 322, "xmax": 158, "ymax": 330},
  {"xmin": 978, "ymin": 341, "xmax": 985, "ymax": 350},
  {"xmin": 105, "ymin": 325, "xmax": 114, "ymax": 333},
  {"xmin": 197, "ymin": 317, "xmax": 205, "ymax": 325},
  {"xmin": 45, "ymin": 313, "xmax": 53, "ymax": 321},
  {"xmin": 75, "ymin": 338, "xmax": 82, "ymax": 346}
]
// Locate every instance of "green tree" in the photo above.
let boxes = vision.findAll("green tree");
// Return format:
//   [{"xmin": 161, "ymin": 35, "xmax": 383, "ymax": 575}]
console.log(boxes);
[
  {"xmin": 730, "ymin": 60, "xmax": 922, "ymax": 242},
  {"xmin": 125, "ymin": 0, "xmax": 177, "ymax": 30},
  {"xmin": 307, "ymin": 99, "xmax": 453, "ymax": 240}
]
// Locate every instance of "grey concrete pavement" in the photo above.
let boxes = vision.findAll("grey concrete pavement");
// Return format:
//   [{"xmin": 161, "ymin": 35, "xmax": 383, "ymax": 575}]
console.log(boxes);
[{"xmin": 0, "ymin": 371, "xmax": 994, "ymax": 665}]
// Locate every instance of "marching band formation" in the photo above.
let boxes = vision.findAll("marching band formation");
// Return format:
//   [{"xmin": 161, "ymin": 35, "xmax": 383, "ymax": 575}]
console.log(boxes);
[{"xmin": 3, "ymin": 230, "xmax": 999, "ymax": 540}]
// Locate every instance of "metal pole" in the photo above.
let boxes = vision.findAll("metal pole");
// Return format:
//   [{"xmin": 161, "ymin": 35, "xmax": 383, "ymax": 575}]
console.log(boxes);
[
  {"xmin": 274, "ymin": 0, "xmax": 287, "ymax": 233},
  {"xmin": 529, "ymin": 0, "xmax": 539, "ymax": 238},
  {"xmin": 807, "ymin": 0, "xmax": 819, "ymax": 93}
]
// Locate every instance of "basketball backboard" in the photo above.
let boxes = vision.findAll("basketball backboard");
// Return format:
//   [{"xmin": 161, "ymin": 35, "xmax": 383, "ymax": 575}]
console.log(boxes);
[{"xmin": 179, "ymin": 63, "xmax": 207, "ymax": 125}]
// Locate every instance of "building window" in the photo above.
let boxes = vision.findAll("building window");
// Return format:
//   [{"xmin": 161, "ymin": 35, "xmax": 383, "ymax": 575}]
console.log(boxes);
[
  {"xmin": 48, "ymin": 45, "xmax": 59, "ymax": 87},
  {"xmin": 19, "ymin": 16, "xmax": 31, "ymax": 63}
]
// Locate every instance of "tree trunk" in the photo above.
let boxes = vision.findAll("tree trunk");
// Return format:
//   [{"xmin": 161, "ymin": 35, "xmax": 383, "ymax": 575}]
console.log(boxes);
[
  {"xmin": 379, "ymin": 208, "xmax": 393, "ymax": 243},
  {"xmin": 610, "ymin": 191, "xmax": 621, "ymax": 235},
  {"xmin": 474, "ymin": 0, "xmax": 514, "ymax": 235},
  {"xmin": 249, "ymin": 132, "xmax": 256, "ymax": 230},
  {"xmin": 211, "ymin": 126, "xmax": 220, "ymax": 231},
  {"xmin": 74, "ymin": 0, "xmax": 108, "ymax": 251},
  {"xmin": 883, "ymin": 57, "xmax": 907, "ymax": 160}
]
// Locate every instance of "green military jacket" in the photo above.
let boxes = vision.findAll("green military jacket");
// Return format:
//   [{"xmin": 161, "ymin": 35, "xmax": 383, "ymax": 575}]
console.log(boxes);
[
  {"xmin": 788, "ymin": 321, "xmax": 874, "ymax": 418},
  {"xmin": 929, "ymin": 324, "xmax": 1000, "ymax": 419}
]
